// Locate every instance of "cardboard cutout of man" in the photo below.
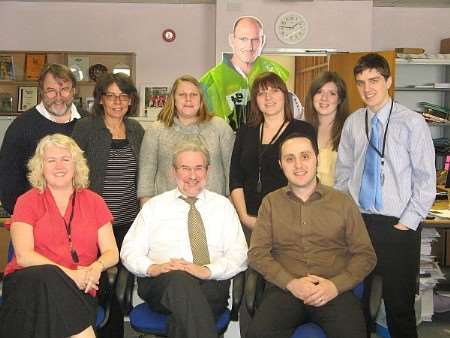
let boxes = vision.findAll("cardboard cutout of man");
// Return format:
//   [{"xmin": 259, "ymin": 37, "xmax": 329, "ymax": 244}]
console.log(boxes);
[{"xmin": 200, "ymin": 16, "xmax": 302, "ymax": 131}]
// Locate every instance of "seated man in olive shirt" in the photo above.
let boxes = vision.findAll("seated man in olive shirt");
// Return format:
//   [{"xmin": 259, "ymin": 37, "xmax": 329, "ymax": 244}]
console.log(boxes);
[{"xmin": 247, "ymin": 132, "xmax": 377, "ymax": 338}]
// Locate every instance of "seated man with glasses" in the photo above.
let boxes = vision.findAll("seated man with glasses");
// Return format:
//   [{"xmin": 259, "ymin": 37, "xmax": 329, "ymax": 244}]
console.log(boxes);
[
  {"xmin": 0, "ymin": 63, "xmax": 83, "ymax": 215},
  {"xmin": 121, "ymin": 140, "xmax": 248, "ymax": 338}
]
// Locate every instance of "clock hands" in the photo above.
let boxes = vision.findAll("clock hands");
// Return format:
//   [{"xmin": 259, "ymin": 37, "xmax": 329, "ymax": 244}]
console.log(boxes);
[
  {"xmin": 279, "ymin": 22, "xmax": 300, "ymax": 30},
  {"xmin": 285, "ymin": 28, "xmax": 303, "ymax": 39}
]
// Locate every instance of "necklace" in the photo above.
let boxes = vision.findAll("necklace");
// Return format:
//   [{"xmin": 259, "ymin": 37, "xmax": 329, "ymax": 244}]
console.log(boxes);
[{"xmin": 256, "ymin": 120, "xmax": 287, "ymax": 193}]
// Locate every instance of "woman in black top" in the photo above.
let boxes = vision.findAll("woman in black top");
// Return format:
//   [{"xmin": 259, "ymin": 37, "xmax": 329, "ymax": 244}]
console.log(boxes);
[
  {"xmin": 72, "ymin": 73, "xmax": 144, "ymax": 338},
  {"xmin": 230, "ymin": 72, "xmax": 316, "ymax": 242}
]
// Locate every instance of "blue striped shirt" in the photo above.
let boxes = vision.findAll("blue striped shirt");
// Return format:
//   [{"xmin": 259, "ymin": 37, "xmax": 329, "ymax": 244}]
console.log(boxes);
[{"xmin": 335, "ymin": 99, "xmax": 436, "ymax": 230}]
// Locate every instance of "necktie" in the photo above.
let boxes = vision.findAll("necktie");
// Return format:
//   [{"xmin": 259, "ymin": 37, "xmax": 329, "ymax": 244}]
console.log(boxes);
[
  {"xmin": 180, "ymin": 196, "xmax": 210, "ymax": 265},
  {"xmin": 359, "ymin": 115, "xmax": 383, "ymax": 211}
]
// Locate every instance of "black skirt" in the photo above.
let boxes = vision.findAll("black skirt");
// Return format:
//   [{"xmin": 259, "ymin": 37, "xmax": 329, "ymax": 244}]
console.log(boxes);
[{"xmin": 0, "ymin": 264, "xmax": 97, "ymax": 338}]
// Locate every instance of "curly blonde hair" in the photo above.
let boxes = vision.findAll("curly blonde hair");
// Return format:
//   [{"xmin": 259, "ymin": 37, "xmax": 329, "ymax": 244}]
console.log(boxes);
[{"xmin": 27, "ymin": 134, "xmax": 89, "ymax": 192}]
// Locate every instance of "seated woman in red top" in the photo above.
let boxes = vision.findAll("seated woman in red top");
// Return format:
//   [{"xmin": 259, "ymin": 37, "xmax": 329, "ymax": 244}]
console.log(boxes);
[{"xmin": 0, "ymin": 134, "xmax": 119, "ymax": 338}]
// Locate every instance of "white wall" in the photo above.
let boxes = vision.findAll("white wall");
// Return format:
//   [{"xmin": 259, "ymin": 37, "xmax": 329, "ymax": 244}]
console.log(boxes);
[
  {"xmin": 372, "ymin": 7, "xmax": 450, "ymax": 53},
  {"xmin": 214, "ymin": 0, "xmax": 374, "ymax": 61},
  {"xmin": 0, "ymin": 1, "xmax": 216, "ymax": 88},
  {"xmin": 214, "ymin": 0, "xmax": 450, "ymax": 60},
  {"xmin": 2, "ymin": 0, "xmax": 450, "ymax": 90}
]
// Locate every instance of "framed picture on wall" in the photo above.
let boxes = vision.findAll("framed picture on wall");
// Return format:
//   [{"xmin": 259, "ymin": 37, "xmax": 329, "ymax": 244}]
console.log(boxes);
[
  {"xmin": 140, "ymin": 84, "xmax": 170, "ymax": 119},
  {"xmin": 85, "ymin": 96, "xmax": 95, "ymax": 113},
  {"xmin": 0, "ymin": 93, "xmax": 13, "ymax": 114},
  {"xmin": 0, "ymin": 55, "xmax": 15, "ymax": 81},
  {"xmin": 18, "ymin": 86, "xmax": 38, "ymax": 112},
  {"xmin": 68, "ymin": 55, "xmax": 90, "ymax": 81},
  {"xmin": 25, "ymin": 53, "xmax": 47, "ymax": 81}
]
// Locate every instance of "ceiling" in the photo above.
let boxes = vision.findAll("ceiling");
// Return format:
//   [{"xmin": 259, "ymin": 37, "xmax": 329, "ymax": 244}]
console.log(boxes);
[{"xmin": 2, "ymin": 0, "xmax": 450, "ymax": 7}]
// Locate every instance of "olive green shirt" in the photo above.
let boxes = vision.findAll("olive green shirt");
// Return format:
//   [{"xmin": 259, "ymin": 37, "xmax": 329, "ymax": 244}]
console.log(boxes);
[{"xmin": 248, "ymin": 183, "xmax": 376, "ymax": 294}]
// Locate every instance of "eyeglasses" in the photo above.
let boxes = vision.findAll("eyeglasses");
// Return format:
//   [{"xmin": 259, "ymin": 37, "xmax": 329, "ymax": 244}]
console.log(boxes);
[
  {"xmin": 175, "ymin": 165, "xmax": 207, "ymax": 175},
  {"xmin": 103, "ymin": 93, "xmax": 130, "ymax": 102},
  {"xmin": 44, "ymin": 87, "xmax": 73, "ymax": 99}
]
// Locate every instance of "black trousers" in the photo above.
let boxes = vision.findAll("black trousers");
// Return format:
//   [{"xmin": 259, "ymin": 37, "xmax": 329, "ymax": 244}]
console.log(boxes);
[
  {"xmin": 362, "ymin": 214, "xmax": 420, "ymax": 338},
  {"xmin": 137, "ymin": 270, "xmax": 230, "ymax": 338},
  {"xmin": 246, "ymin": 282, "xmax": 366, "ymax": 338}
]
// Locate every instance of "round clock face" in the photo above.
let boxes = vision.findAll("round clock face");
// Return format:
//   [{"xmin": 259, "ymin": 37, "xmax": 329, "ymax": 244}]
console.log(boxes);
[
  {"xmin": 162, "ymin": 29, "xmax": 176, "ymax": 42},
  {"xmin": 275, "ymin": 11, "xmax": 308, "ymax": 45}
]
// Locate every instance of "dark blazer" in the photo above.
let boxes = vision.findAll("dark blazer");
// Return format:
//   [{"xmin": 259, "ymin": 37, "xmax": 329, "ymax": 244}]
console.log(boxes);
[{"xmin": 72, "ymin": 115, "xmax": 145, "ymax": 195}]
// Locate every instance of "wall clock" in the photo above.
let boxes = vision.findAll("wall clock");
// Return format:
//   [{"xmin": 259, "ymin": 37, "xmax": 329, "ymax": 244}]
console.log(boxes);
[
  {"xmin": 162, "ymin": 29, "xmax": 176, "ymax": 43},
  {"xmin": 275, "ymin": 11, "xmax": 308, "ymax": 45}
]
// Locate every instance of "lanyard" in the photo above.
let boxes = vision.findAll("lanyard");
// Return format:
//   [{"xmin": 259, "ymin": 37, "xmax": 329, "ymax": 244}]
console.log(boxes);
[
  {"xmin": 364, "ymin": 99, "xmax": 394, "ymax": 159},
  {"xmin": 364, "ymin": 99, "xmax": 394, "ymax": 185},
  {"xmin": 62, "ymin": 192, "xmax": 79, "ymax": 263},
  {"xmin": 256, "ymin": 120, "xmax": 286, "ymax": 193}
]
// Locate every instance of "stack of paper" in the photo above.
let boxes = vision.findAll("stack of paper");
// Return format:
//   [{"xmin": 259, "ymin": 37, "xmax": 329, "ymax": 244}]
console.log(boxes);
[{"xmin": 419, "ymin": 227, "xmax": 446, "ymax": 321}]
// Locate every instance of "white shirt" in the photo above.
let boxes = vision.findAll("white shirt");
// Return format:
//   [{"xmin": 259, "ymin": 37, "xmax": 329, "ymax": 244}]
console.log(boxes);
[
  {"xmin": 36, "ymin": 102, "xmax": 81, "ymax": 122},
  {"xmin": 121, "ymin": 188, "xmax": 248, "ymax": 280}
]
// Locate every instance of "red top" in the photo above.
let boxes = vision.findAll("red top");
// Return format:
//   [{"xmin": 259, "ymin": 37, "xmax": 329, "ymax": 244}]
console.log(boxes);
[{"xmin": 5, "ymin": 188, "xmax": 113, "ymax": 284}]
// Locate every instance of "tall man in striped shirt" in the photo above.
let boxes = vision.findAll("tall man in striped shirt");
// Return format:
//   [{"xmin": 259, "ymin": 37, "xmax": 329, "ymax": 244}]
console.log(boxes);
[{"xmin": 335, "ymin": 53, "xmax": 436, "ymax": 338}]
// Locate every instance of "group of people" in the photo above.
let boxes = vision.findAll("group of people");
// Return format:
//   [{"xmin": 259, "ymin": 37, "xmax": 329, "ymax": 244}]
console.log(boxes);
[{"xmin": 0, "ymin": 14, "xmax": 437, "ymax": 338}]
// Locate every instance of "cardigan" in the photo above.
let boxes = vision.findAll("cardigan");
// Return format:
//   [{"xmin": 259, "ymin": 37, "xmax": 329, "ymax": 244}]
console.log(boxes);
[
  {"xmin": 72, "ymin": 115, "xmax": 144, "ymax": 195},
  {"xmin": 138, "ymin": 116, "xmax": 235, "ymax": 198}
]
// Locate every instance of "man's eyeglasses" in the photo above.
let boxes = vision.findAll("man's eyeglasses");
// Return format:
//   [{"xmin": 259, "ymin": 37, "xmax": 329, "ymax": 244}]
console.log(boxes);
[
  {"xmin": 44, "ymin": 87, "xmax": 73, "ymax": 99},
  {"xmin": 103, "ymin": 93, "xmax": 130, "ymax": 102},
  {"xmin": 175, "ymin": 165, "xmax": 207, "ymax": 175}
]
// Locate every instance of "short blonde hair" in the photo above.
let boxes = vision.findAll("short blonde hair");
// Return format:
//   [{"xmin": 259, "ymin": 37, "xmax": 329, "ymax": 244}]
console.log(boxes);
[
  {"xmin": 172, "ymin": 140, "xmax": 210, "ymax": 167},
  {"xmin": 28, "ymin": 134, "xmax": 89, "ymax": 192},
  {"xmin": 158, "ymin": 75, "xmax": 212, "ymax": 127}
]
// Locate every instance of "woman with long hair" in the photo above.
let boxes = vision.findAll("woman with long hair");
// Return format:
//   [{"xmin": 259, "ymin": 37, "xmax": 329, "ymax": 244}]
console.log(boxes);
[{"xmin": 304, "ymin": 71, "xmax": 349, "ymax": 186}]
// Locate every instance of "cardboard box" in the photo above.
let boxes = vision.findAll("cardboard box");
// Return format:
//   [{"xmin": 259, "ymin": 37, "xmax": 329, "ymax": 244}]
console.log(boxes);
[
  {"xmin": 440, "ymin": 38, "xmax": 450, "ymax": 54},
  {"xmin": 395, "ymin": 48, "xmax": 425, "ymax": 54}
]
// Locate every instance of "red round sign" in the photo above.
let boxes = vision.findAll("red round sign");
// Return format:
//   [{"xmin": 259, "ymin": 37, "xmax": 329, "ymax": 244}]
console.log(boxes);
[{"xmin": 162, "ymin": 29, "xmax": 176, "ymax": 42}]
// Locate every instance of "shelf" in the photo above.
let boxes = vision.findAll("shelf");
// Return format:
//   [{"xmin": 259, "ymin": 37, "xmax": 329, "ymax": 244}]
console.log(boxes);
[
  {"xmin": 396, "ymin": 87, "xmax": 450, "ymax": 92},
  {"xmin": 0, "ymin": 50, "xmax": 136, "ymax": 115},
  {"xmin": 0, "ymin": 80, "xmax": 38, "ymax": 86},
  {"xmin": 396, "ymin": 58, "xmax": 450, "ymax": 65}
]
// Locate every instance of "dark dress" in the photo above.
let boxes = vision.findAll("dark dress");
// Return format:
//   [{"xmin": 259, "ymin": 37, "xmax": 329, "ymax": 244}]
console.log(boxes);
[{"xmin": 230, "ymin": 119, "xmax": 316, "ymax": 239}]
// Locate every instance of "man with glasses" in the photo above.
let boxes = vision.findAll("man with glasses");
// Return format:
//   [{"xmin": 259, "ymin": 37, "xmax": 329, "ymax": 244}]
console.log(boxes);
[
  {"xmin": 0, "ymin": 63, "xmax": 82, "ymax": 214},
  {"xmin": 200, "ymin": 16, "xmax": 301, "ymax": 131},
  {"xmin": 121, "ymin": 140, "xmax": 247, "ymax": 338}
]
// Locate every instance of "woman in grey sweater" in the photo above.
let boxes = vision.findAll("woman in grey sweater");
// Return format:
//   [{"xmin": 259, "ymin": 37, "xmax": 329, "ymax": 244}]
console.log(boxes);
[{"xmin": 138, "ymin": 74, "xmax": 234, "ymax": 204}]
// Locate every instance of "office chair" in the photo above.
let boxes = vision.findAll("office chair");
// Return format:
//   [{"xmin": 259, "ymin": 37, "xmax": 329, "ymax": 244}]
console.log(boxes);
[
  {"xmin": 0, "ymin": 241, "xmax": 114, "ymax": 329},
  {"xmin": 245, "ymin": 268, "xmax": 382, "ymax": 338},
  {"xmin": 115, "ymin": 265, "xmax": 245, "ymax": 336}
]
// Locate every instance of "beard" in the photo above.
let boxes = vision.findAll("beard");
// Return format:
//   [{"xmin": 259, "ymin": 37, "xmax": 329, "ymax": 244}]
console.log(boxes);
[{"xmin": 44, "ymin": 98, "xmax": 73, "ymax": 117}]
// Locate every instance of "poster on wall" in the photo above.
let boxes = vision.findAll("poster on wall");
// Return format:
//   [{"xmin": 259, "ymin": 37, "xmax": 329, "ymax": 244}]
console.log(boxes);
[
  {"xmin": 140, "ymin": 85, "xmax": 169, "ymax": 120},
  {"xmin": 25, "ymin": 54, "xmax": 47, "ymax": 81},
  {"xmin": 0, "ymin": 55, "xmax": 15, "ymax": 81},
  {"xmin": 18, "ymin": 86, "xmax": 38, "ymax": 111}
]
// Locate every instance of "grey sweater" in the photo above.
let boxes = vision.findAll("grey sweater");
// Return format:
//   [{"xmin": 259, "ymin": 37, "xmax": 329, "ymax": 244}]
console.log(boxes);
[
  {"xmin": 138, "ymin": 116, "xmax": 235, "ymax": 198},
  {"xmin": 72, "ymin": 115, "xmax": 145, "ymax": 195}
]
